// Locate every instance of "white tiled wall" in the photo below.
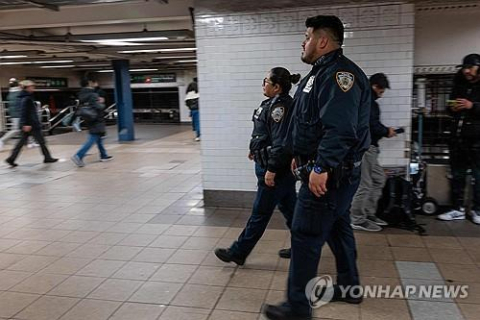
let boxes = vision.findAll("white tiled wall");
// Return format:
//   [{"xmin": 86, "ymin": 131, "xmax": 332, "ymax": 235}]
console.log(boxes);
[{"xmin": 196, "ymin": 2, "xmax": 415, "ymax": 192}]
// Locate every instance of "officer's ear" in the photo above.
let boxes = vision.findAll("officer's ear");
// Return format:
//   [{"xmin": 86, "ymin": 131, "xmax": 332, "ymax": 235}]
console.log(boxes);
[{"xmin": 317, "ymin": 29, "xmax": 329, "ymax": 50}]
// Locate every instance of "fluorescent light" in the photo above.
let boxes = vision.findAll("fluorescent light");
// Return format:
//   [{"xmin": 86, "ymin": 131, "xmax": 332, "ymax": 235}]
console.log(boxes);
[
  {"xmin": 32, "ymin": 60, "xmax": 74, "ymax": 64},
  {"xmin": 155, "ymin": 55, "xmax": 197, "ymax": 60},
  {"xmin": 0, "ymin": 55, "xmax": 28, "ymax": 59},
  {"xmin": 176, "ymin": 60, "xmax": 198, "ymax": 63},
  {"xmin": 40, "ymin": 65, "xmax": 75, "ymax": 68},
  {"xmin": 0, "ymin": 61, "xmax": 32, "ymax": 65},
  {"xmin": 77, "ymin": 64, "xmax": 111, "ymax": 67},
  {"xmin": 97, "ymin": 41, "xmax": 143, "ymax": 46},
  {"xmin": 96, "ymin": 68, "xmax": 158, "ymax": 73},
  {"xmin": 119, "ymin": 48, "xmax": 197, "ymax": 54},
  {"xmin": 130, "ymin": 68, "xmax": 158, "ymax": 72}
]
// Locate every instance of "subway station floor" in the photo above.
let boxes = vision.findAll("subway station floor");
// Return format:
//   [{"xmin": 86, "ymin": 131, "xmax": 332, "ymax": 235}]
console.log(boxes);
[{"xmin": 0, "ymin": 124, "xmax": 479, "ymax": 320}]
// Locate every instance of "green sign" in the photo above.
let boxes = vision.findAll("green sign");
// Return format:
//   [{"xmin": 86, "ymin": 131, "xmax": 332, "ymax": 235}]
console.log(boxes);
[{"xmin": 27, "ymin": 77, "xmax": 68, "ymax": 88}]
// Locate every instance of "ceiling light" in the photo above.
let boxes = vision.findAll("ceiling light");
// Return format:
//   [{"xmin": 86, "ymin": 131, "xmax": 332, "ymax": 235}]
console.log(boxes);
[
  {"xmin": 130, "ymin": 68, "xmax": 158, "ymax": 72},
  {"xmin": 32, "ymin": 60, "xmax": 74, "ymax": 64},
  {"xmin": 0, "ymin": 61, "xmax": 32, "ymax": 65},
  {"xmin": 0, "ymin": 55, "xmax": 28, "ymax": 59},
  {"xmin": 96, "ymin": 41, "xmax": 143, "ymax": 46},
  {"xmin": 40, "ymin": 65, "xmax": 75, "ymax": 68},
  {"xmin": 96, "ymin": 68, "xmax": 158, "ymax": 73},
  {"xmin": 176, "ymin": 60, "xmax": 198, "ymax": 63},
  {"xmin": 119, "ymin": 48, "xmax": 197, "ymax": 54},
  {"xmin": 77, "ymin": 64, "xmax": 111, "ymax": 67},
  {"xmin": 154, "ymin": 55, "xmax": 196, "ymax": 60}
]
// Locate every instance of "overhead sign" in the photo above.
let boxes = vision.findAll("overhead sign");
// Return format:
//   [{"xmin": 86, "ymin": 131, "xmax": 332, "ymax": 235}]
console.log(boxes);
[
  {"xmin": 131, "ymin": 73, "xmax": 176, "ymax": 84},
  {"xmin": 26, "ymin": 77, "xmax": 68, "ymax": 88}
]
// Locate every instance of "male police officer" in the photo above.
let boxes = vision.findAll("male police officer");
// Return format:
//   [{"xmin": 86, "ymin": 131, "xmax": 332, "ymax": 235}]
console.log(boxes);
[
  {"xmin": 438, "ymin": 53, "xmax": 480, "ymax": 225},
  {"xmin": 264, "ymin": 15, "xmax": 371, "ymax": 320}
]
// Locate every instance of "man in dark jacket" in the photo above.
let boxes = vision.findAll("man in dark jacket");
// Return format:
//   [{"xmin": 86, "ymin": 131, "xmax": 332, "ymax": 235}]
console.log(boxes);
[
  {"xmin": 350, "ymin": 73, "xmax": 397, "ymax": 232},
  {"xmin": 438, "ymin": 53, "xmax": 480, "ymax": 225},
  {"xmin": 5, "ymin": 80, "xmax": 57, "ymax": 167},
  {"xmin": 71, "ymin": 76, "xmax": 112, "ymax": 167}
]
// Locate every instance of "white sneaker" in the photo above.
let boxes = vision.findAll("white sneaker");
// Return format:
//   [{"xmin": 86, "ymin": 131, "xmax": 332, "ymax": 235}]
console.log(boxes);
[
  {"xmin": 437, "ymin": 208, "xmax": 466, "ymax": 221},
  {"xmin": 0, "ymin": 140, "xmax": 4, "ymax": 150},
  {"xmin": 471, "ymin": 210, "xmax": 480, "ymax": 225},
  {"xmin": 195, "ymin": 137, "xmax": 201, "ymax": 142}
]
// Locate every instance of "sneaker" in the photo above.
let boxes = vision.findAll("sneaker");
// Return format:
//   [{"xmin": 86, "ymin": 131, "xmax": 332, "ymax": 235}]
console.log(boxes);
[
  {"xmin": 367, "ymin": 215, "xmax": 388, "ymax": 226},
  {"xmin": 0, "ymin": 140, "xmax": 4, "ymax": 150},
  {"xmin": 351, "ymin": 220, "xmax": 382, "ymax": 232},
  {"xmin": 100, "ymin": 156, "xmax": 113, "ymax": 162},
  {"xmin": 5, "ymin": 158, "xmax": 18, "ymax": 167},
  {"xmin": 195, "ymin": 137, "xmax": 201, "ymax": 142},
  {"xmin": 44, "ymin": 158, "xmax": 58, "ymax": 163},
  {"xmin": 471, "ymin": 210, "xmax": 480, "ymax": 225},
  {"xmin": 71, "ymin": 155, "xmax": 85, "ymax": 167},
  {"xmin": 437, "ymin": 208, "xmax": 466, "ymax": 221},
  {"xmin": 214, "ymin": 248, "xmax": 245, "ymax": 266},
  {"xmin": 27, "ymin": 142, "xmax": 39, "ymax": 148},
  {"xmin": 278, "ymin": 248, "xmax": 291, "ymax": 259}
]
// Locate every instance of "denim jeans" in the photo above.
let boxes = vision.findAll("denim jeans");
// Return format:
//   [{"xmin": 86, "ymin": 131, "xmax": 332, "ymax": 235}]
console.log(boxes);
[
  {"xmin": 76, "ymin": 133, "xmax": 108, "ymax": 160},
  {"xmin": 191, "ymin": 109, "xmax": 200, "ymax": 138}
]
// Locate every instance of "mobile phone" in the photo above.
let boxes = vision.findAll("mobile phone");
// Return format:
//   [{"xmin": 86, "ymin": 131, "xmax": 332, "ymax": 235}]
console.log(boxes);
[
  {"xmin": 394, "ymin": 127, "xmax": 405, "ymax": 134},
  {"xmin": 447, "ymin": 100, "xmax": 457, "ymax": 107}
]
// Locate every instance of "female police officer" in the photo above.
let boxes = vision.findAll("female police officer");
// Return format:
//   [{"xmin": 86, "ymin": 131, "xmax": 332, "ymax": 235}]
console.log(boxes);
[{"xmin": 214, "ymin": 67, "xmax": 301, "ymax": 265}]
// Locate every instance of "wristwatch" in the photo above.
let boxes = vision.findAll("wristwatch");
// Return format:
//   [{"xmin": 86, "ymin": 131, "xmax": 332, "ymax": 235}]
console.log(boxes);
[{"xmin": 313, "ymin": 165, "xmax": 328, "ymax": 174}]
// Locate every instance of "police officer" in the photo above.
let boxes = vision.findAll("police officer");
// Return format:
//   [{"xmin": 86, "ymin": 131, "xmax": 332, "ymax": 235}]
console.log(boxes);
[
  {"xmin": 214, "ymin": 67, "xmax": 301, "ymax": 265},
  {"xmin": 438, "ymin": 53, "xmax": 480, "ymax": 225},
  {"xmin": 264, "ymin": 16, "xmax": 370, "ymax": 320}
]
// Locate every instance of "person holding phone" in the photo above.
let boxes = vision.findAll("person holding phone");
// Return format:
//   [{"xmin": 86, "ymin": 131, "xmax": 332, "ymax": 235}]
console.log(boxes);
[
  {"xmin": 438, "ymin": 54, "xmax": 480, "ymax": 225},
  {"xmin": 350, "ymin": 73, "xmax": 399, "ymax": 232}
]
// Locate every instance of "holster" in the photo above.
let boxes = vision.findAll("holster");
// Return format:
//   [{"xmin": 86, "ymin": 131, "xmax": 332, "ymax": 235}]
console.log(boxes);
[
  {"xmin": 294, "ymin": 156, "xmax": 360, "ymax": 189},
  {"xmin": 253, "ymin": 146, "xmax": 271, "ymax": 169}
]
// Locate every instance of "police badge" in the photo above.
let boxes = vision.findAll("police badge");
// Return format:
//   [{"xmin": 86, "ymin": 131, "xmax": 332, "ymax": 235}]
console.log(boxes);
[
  {"xmin": 271, "ymin": 106, "xmax": 285, "ymax": 123},
  {"xmin": 336, "ymin": 72, "xmax": 355, "ymax": 92}
]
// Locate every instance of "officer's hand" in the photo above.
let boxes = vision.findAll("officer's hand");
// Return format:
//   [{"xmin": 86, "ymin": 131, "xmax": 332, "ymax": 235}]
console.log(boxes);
[
  {"xmin": 291, "ymin": 158, "xmax": 297, "ymax": 174},
  {"xmin": 265, "ymin": 170, "xmax": 276, "ymax": 187},
  {"xmin": 23, "ymin": 126, "xmax": 32, "ymax": 132},
  {"xmin": 387, "ymin": 127, "xmax": 397, "ymax": 138},
  {"xmin": 309, "ymin": 171, "xmax": 328, "ymax": 197},
  {"xmin": 248, "ymin": 152, "xmax": 254, "ymax": 161},
  {"xmin": 456, "ymin": 99, "xmax": 474, "ymax": 110}
]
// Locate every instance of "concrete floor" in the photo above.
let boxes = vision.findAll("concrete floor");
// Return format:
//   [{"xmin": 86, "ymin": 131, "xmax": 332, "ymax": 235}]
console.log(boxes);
[{"xmin": 0, "ymin": 124, "xmax": 478, "ymax": 320}]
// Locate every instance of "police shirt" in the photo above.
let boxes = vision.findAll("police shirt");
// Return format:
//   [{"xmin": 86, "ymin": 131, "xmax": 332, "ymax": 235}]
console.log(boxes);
[
  {"xmin": 291, "ymin": 48, "xmax": 371, "ymax": 170},
  {"xmin": 250, "ymin": 93, "xmax": 294, "ymax": 173}
]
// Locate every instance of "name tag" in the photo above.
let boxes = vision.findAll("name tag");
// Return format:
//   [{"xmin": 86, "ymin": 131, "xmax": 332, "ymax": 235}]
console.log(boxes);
[{"xmin": 303, "ymin": 76, "xmax": 315, "ymax": 93}]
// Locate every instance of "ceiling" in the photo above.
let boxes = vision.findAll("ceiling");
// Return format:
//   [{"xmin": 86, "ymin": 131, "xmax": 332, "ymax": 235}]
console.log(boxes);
[{"xmin": 0, "ymin": 0, "xmax": 197, "ymax": 73}]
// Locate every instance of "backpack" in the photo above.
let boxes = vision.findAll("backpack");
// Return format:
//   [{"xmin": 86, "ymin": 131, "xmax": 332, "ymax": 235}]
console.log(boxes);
[{"xmin": 376, "ymin": 176, "xmax": 427, "ymax": 235}]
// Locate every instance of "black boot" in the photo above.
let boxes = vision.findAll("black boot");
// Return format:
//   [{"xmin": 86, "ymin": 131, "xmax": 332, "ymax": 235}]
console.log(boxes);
[
  {"xmin": 44, "ymin": 158, "xmax": 59, "ymax": 163},
  {"xmin": 331, "ymin": 285, "xmax": 363, "ymax": 304},
  {"xmin": 263, "ymin": 303, "xmax": 311, "ymax": 320},
  {"xmin": 214, "ymin": 248, "xmax": 246, "ymax": 266},
  {"xmin": 5, "ymin": 158, "xmax": 18, "ymax": 167}
]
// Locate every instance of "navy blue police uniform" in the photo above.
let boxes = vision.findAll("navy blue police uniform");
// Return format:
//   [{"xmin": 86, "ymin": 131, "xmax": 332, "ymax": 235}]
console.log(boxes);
[
  {"xmin": 229, "ymin": 93, "xmax": 297, "ymax": 259},
  {"xmin": 287, "ymin": 48, "xmax": 371, "ymax": 317}
]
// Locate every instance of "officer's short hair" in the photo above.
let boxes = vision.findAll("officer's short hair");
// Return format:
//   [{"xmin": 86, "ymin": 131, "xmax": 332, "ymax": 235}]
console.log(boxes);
[
  {"xmin": 369, "ymin": 73, "xmax": 390, "ymax": 89},
  {"xmin": 80, "ymin": 72, "xmax": 98, "ymax": 87},
  {"xmin": 305, "ymin": 15, "xmax": 344, "ymax": 46}
]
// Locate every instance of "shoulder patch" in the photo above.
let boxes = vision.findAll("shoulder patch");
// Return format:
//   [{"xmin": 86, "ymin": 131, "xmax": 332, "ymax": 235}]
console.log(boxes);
[
  {"xmin": 271, "ymin": 106, "xmax": 285, "ymax": 123},
  {"xmin": 336, "ymin": 71, "xmax": 355, "ymax": 92}
]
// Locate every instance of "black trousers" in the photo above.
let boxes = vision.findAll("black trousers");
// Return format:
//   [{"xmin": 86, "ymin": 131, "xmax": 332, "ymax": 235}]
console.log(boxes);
[
  {"xmin": 7, "ymin": 128, "xmax": 53, "ymax": 162},
  {"xmin": 450, "ymin": 139, "xmax": 480, "ymax": 210}
]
